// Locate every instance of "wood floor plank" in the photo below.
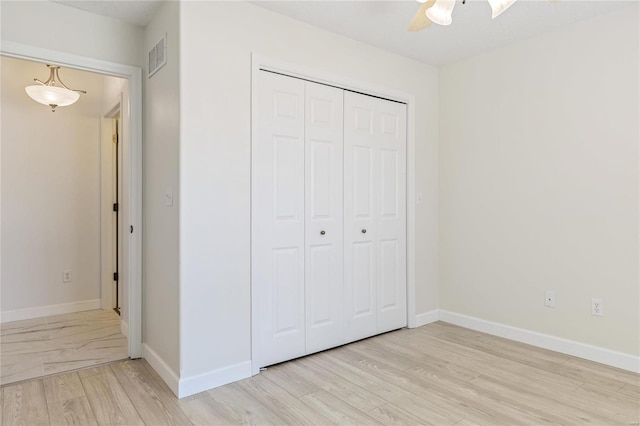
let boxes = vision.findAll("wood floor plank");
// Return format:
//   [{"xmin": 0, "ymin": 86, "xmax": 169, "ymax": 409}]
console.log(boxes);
[
  {"xmin": 345, "ymin": 340, "xmax": 422, "ymax": 372},
  {"xmin": 43, "ymin": 372, "xmax": 85, "ymax": 403},
  {"xmin": 326, "ymin": 349, "xmax": 548, "ymax": 426},
  {"xmin": 46, "ymin": 396, "xmax": 98, "ymax": 426},
  {"xmin": 361, "ymin": 337, "xmax": 480, "ymax": 382},
  {"xmin": 312, "ymin": 352, "xmax": 463, "ymax": 425},
  {"xmin": 276, "ymin": 356, "xmax": 387, "ymax": 412},
  {"xmin": 2, "ymin": 380, "xmax": 50, "ymax": 426},
  {"xmin": 563, "ymin": 357, "xmax": 640, "ymax": 387},
  {"xmin": 470, "ymin": 373, "xmax": 626, "ymax": 425},
  {"xmin": 81, "ymin": 372, "xmax": 144, "ymax": 425},
  {"xmin": 260, "ymin": 361, "xmax": 320, "ymax": 397},
  {"xmin": 77, "ymin": 364, "xmax": 114, "ymax": 379},
  {"xmin": 299, "ymin": 390, "xmax": 383, "ymax": 425},
  {"xmin": 407, "ymin": 333, "xmax": 585, "ymax": 393},
  {"xmin": 308, "ymin": 351, "xmax": 414, "ymax": 404},
  {"xmin": 366, "ymin": 402, "xmax": 432, "ymax": 426},
  {"xmin": 110, "ymin": 360, "xmax": 193, "ymax": 425},
  {"xmin": 203, "ymin": 381, "xmax": 288, "ymax": 425},
  {"xmin": 180, "ymin": 395, "xmax": 242, "ymax": 425},
  {"xmin": 236, "ymin": 373, "xmax": 333, "ymax": 425},
  {"xmin": 572, "ymin": 383, "xmax": 640, "ymax": 421},
  {"xmin": 1, "ymin": 322, "xmax": 638, "ymax": 426},
  {"xmin": 620, "ymin": 382, "xmax": 640, "ymax": 399}
]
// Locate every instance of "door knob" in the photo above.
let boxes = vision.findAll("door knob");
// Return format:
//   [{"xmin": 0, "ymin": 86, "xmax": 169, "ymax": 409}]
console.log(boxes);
[
  {"xmin": 361, "ymin": 229, "xmax": 367, "ymax": 234},
  {"xmin": 320, "ymin": 230, "xmax": 326, "ymax": 235}
]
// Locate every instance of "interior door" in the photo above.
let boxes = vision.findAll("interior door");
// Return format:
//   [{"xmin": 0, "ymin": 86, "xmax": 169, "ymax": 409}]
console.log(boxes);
[
  {"xmin": 344, "ymin": 93, "xmax": 378, "ymax": 342},
  {"xmin": 376, "ymin": 98, "xmax": 407, "ymax": 333},
  {"xmin": 344, "ymin": 91, "xmax": 407, "ymax": 342},
  {"xmin": 252, "ymin": 71, "xmax": 306, "ymax": 368},
  {"xmin": 304, "ymin": 82, "xmax": 344, "ymax": 354}
]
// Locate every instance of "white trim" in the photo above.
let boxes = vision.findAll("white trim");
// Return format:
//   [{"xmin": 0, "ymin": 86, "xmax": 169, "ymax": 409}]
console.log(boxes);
[
  {"xmin": 120, "ymin": 319, "xmax": 129, "ymax": 338},
  {"xmin": 412, "ymin": 309, "xmax": 440, "ymax": 328},
  {"xmin": 0, "ymin": 41, "xmax": 143, "ymax": 359},
  {"xmin": 1, "ymin": 299, "xmax": 101, "ymax": 323},
  {"xmin": 100, "ymin": 95, "xmax": 123, "ymax": 312},
  {"xmin": 250, "ymin": 53, "xmax": 418, "ymax": 373},
  {"xmin": 143, "ymin": 344, "xmax": 180, "ymax": 396},
  {"xmin": 178, "ymin": 361, "xmax": 252, "ymax": 399},
  {"xmin": 439, "ymin": 310, "xmax": 640, "ymax": 374}
]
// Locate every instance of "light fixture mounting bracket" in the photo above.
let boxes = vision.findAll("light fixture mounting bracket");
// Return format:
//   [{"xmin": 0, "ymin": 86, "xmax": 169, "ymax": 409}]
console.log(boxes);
[{"xmin": 34, "ymin": 64, "xmax": 87, "ymax": 94}]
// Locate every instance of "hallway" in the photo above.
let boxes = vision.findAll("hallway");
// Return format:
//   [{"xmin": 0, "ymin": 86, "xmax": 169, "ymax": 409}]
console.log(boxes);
[{"xmin": 1, "ymin": 309, "xmax": 127, "ymax": 385}]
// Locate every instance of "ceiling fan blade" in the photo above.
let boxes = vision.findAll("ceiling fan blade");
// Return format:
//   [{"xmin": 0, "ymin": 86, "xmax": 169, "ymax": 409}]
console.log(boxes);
[{"xmin": 408, "ymin": 0, "xmax": 436, "ymax": 32}]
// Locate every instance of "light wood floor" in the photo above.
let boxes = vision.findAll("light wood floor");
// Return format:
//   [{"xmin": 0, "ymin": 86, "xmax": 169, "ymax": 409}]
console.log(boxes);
[
  {"xmin": 0, "ymin": 309, "xmax": 127, "ymax": 385},
  {"xmin": 2, "ymin": 321, "xmax": 638, "ymax": 425}
]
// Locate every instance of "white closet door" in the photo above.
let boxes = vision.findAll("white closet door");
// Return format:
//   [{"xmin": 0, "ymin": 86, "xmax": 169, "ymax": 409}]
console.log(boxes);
[
  {"xmin": 305, "ymin": 82, "xmax": 344, "ymax": 354},
  {"xmin": 376, "ymin": 98, "xmax": 407, "ymax": 333},
  {"xmin": 344, "ymin": 92, "xmax": 407, "ymax": 342},
  {"xmin": 252, "ymin": 71, "xmax": 306, "ymax": 368},
  {"xmin": 344, "ymin": 93, "xmax": 379, "ymax": 342}
]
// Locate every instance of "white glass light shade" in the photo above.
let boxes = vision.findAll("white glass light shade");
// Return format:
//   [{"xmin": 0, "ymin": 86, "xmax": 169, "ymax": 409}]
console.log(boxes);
[
  {"xmin": 416, "ymin": 0, "xmax": 429, "ymax": 3},
  {"xmin": 426, "ymin": 0, "xmax": 456, "ymax": 26},
  {"xmin": 25, "ymin": 85, "xmax": 80, "ymax": 110},
  {"xmin": 488, "ymin": 0, "xmax": 517, "ymax": 19}
]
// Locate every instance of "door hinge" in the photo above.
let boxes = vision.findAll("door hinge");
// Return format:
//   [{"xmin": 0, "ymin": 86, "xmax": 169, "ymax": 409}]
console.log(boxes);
[
  {"xmin": 113, "ymin": 272, "xmax": 119, "ymax": 281},
  {"xmin": 112, "ymin": 134, "xmax": 119, "ymax": 144},
  {"xmin": 113, "ymin": 203, "xmax": 118, "ymax": 212}
]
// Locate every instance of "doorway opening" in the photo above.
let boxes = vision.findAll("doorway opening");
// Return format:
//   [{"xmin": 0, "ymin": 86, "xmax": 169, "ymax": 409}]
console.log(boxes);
[{"xmin": 0, "ymin": 45, "xmax": 143, "ymax": 384}]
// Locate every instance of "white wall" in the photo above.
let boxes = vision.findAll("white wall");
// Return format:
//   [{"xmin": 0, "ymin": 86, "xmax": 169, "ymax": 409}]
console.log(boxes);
[
  {"xmin": 0, "ymin": 1, "xmax": 143, "ymax": 67},
  {"xmin": 143, "ymin": 0, "xmax": 181, "ymax": 377},
  {"xmin": 1, "ymin": 56, "xmax": 106, "ymax": 315},
  {"xmin": 439, "ymin": 5, "xmax": 639, "ymax": 356},
  {"xmin": 179, "ymin": 1, "xmax": 439, "ymax": 386}
]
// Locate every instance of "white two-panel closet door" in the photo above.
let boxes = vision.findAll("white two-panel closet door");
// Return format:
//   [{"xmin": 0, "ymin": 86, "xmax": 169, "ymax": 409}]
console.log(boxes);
[
  {"xmin": 253, "ymin": 72, "xmax": 306, "ymax": 368},
  {"xmin": 253, "ymin": 72, "xmax": 345, "ymax": 368},
  {"xmin": 253, "ymin": 71, "xmax": 407, "ymax": 369},
  {"xmin": 305, "ymin": 82, "xmax": 345, "ymax": 354},
  {"xmin": 344, "ymin": 91, "xmax": 407, "ymax": 343}
]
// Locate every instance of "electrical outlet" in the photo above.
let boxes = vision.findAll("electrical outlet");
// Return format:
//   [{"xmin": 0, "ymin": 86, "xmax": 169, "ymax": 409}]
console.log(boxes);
[
  {"xmin": 544, "ymin": 290, "xmax": 556, "ymax": 307},
  {"xmin": 63, "ymin": 270, "xmax": 72, "ymax": 283},
  {"xmin": 165, "ymin": 186, "xmax": 173, "ymax": 206},
  {"xmin": 592, "ymin": 298, "xmax": 603, "ymax": 316}
]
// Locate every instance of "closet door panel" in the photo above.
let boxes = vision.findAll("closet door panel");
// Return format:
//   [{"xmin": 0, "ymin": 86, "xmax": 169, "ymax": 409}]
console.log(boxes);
[
  {"xmin": 376, "ymin": 100, "xmax": 407, "ymax": 333},
  {"xmin": 253, "ymin": 71, "xmax": 306, "ymax": 368},
  {"xmin": 344, "ymin": 92, "xmax": 378, "ymax": 342},
  {"xmin": 305, "ymin": 82, "xmax": 345, "ymax": 354}
]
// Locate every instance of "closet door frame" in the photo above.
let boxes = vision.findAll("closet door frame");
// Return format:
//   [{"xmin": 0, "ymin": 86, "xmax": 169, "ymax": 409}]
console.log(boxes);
[{"xmin": 250, "ymin": 53, "xmax": 418, "ymax": 375}]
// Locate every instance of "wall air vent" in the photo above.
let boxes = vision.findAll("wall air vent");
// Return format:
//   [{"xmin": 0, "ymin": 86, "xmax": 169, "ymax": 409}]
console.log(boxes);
[{"xmin": 148, "ymin": 33, "xmax": 167, "ymax": 78}]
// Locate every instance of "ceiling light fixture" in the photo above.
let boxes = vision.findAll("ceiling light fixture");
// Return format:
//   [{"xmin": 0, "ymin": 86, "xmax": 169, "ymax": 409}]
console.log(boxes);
[
  {"xmin": 412, "ymin": 0, "xmax": 517, "ymax": 29},
  {"xmin": 425, "ymin": 0, "xmax": 457, "ymax": 26},
  {"xmin": 487, "ymin": 0, "xmax": 517, "ymax": 18},
  {"xmin": 25, "ymin": 65, "xmax": 87, "ymax": 112}
]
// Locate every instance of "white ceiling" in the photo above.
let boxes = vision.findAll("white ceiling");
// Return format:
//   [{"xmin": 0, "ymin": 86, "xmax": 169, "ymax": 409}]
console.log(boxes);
[
  {"xmin": 51, "ymin": 0, "xmax": 164, "ymax": 27},
  {"xmin": 252, "ymin": 0, "xmax": 634, "ymax": 65},
  {"xmin": 49, "ymin": 1, "xmax": 634, "ymax": 65}
]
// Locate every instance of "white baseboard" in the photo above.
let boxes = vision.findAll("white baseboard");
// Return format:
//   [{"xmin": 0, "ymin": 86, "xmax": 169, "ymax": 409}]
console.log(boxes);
[
  {"xmin": 143, "ymin": 343, "xmax": 180, "ymax": 396},
  {"xmin": 178, "ymin": 361, "xmax": 252, "ymax": 399},
  {"xmin": 439, "ymin": 310, "xmax": 640, "ymax": 374},
  {"xmin": 1, "ymin": 299, "xmax": 101, "ymax": 323},
  {"xmin": 120, "ymin": 320, "xmax": 129, "ymax": 338},
  {"xmin": 411, "ymin": 309, "xmax": 440, "ymax": 328}
]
